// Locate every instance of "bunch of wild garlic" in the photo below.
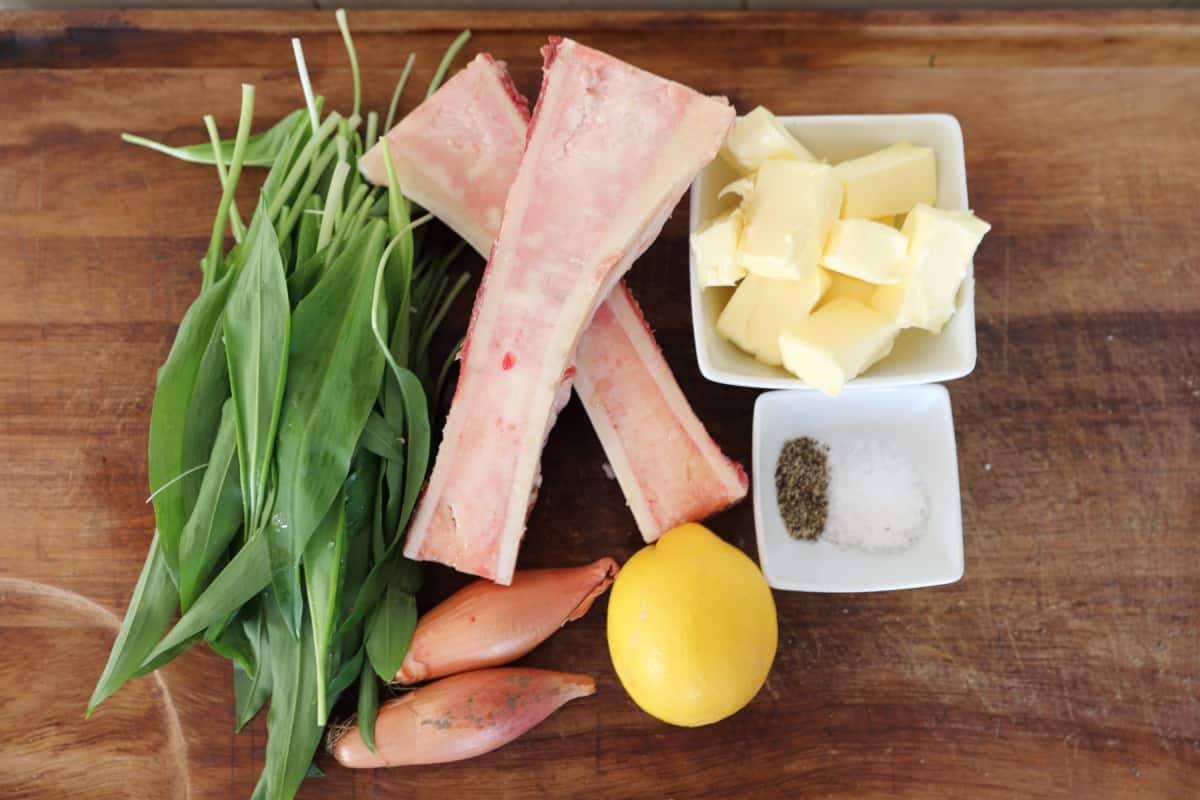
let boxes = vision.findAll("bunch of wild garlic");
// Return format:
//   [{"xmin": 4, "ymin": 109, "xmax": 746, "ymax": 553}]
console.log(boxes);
[{"xmin": 88, "ymin": 12, "xmax": 472, "ymax": 798}]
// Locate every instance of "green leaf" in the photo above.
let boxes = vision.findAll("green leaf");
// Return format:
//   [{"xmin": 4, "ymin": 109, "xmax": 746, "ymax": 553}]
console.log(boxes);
[
  {"xmin": 383, "ymin": 52, "xmax": 416, "ymax": 133},
  {"xmin": 266, "ymin": 221, "xmax": 389, "ymax": 637},
  {"xmin": 148, "ymin": 274, "xmax": 235, "ymax": 581},
  {"xmin": 177, "ymin": 399, "xmax": 242, "ymax": 612},
  {"xmin": 365, "ymin": 578, "xmax": 418, "ymax": 681},
  {"xmin": 224, "ymin": 202, "xmax": 291, "ymax": 534},
  {"xmin": 234, "ymin": 603, "xmax": 272, "ymax": 732},
  {"xmin": 263, "ymin": 598, "xmax": 322, "ymax": 800},
  {"xmin": 293, "ymin": 196, "xmax": 322, "ymax": 277},
  {"xmin": 327, "ymin": 646, "xmax": 363, "ymax": 701},
  {"xmin": 122, "ymin": 109, "xmax": 308, "ymax": 169},
  {"xmin": 371, "ymin": 468, "xmax": 388, "ymax": 564},
  {"xmin": 208, "ymin": 611, "xmax": 255, "ymax": 678},
  {"xmin": 342, "ymin": 448, "xmax": 381, "ymax": 538},
  {"xmin": 357, "ymin": 411, "xmax": 404, "ymax": 465},
  {"xmin": 356, "ymin": 660, "xmax": 379, "ymax": 754},
  {"xmin": 338, "ymin": 541, "xmax": 422, "ymax": 643},
  {"xmin": 87, "ymin": 533, "xmax": 179, "ymax": 716},
  {"xmin": 303, "ymin": 490, "xmax": 346, "ymax": 726},
  {"xmin": 141, "ymin": 533, "xmax": 270, "ymax": 669},
  {"xmin": 384, "ymin": 366, "xmax": 430, "ymax": 536},
  {"xmin": 287, "ymin": 248, "xmax": 327, "ymax": 308}
]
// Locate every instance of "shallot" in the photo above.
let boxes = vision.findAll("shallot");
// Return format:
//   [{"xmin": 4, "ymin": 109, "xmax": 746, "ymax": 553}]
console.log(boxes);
[
  {"xmin": 396, "ymin": 557, "xmax": 617, "ymax": 684},
  {"xmin": 331, "ymin": 668, "xmax": 595, "ymax": 768}
]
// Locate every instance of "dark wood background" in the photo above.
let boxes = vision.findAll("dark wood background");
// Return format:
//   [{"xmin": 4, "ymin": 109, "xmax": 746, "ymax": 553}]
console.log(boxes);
[{"xmin": 1, "ymin": 9, "xmax": 1198, "ymax": 799}]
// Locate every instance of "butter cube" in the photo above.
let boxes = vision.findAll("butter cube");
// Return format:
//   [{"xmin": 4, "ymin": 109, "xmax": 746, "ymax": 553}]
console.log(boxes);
[
  {"xmin": 717, "ymin": 269, "xmax": 832, "ymax": 366},
  {"xmin": 719, "ymin": 177, "xmax": 754, "ymax": 202},
  {"xmin": 738, "ymin": 160, "xmax": 843, "ymax": 281},
  {"xmin": 820, "ymin": 219, "xmax": 908, "ymax": 284},
  {"xmin": 778, "ymin": 297, "xmax": 899, "ymax": 397},
  {"xmin": 833, "ymin": 142, "xmax": 937, "ymax": 219},
  {"xmin": 690, "ymin": 208, "xmax": 746, "ymax": 289},
  {"xmin": 820, "ymin": 271, "xmax": 876, "ymax": 307},
  {"xmin": 720, "ymin": 106, "xmax": 817, "ymax": 175},
  {"xmin": 872, "ymin": 204, "xmax": 991, "ymax": 333}
]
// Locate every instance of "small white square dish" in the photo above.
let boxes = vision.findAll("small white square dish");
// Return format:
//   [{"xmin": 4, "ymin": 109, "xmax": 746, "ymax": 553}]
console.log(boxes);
[
  {"xmin": 753, "ymin": 386, "xmax": 964, "ymax": 593},
  {"xmin": 690, "ymin": 113, "xmax": 977, "ymax": 390}
]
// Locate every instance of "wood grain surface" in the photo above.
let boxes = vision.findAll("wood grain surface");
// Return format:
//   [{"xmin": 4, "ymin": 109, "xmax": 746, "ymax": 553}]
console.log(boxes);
[{"xmin": 1, "ymin": 9, "xmax": 1198, "ymax": 799}]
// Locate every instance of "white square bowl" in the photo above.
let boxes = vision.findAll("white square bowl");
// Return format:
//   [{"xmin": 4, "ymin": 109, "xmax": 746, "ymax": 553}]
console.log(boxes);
[
  {"xmin": 753, "ymin": 386, "xmax": 964, "ymax": 593},
  {"xmin": 689, "ymin": 113, "xmax": 977, "ymax": 390}
]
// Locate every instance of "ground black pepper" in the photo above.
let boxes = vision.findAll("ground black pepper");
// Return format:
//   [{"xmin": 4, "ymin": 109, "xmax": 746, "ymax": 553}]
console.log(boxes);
[{"xmin": 775, "ymin": 437, "xmax": 829, "ymax": 541}]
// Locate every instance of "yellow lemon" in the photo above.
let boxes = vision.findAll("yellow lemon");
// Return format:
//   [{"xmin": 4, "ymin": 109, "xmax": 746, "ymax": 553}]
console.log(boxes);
[{"xmin": 606, "ymin": 523, "xmax": 777, "ymax": 727}]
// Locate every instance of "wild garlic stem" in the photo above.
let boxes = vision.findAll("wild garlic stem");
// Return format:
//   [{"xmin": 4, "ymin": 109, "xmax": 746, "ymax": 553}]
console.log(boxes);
[
  {"xmin": 277, "ymin": 141, "xmax": 339, "ymax": 242},
  {"xmin": 365, "ymin": 111, "xmax": 378, "ymax": 151},
  {"xmin": 335, "ymin": 9, "xmax": 362, "ymax": 122},
  {"xmin": 291, "ymin": 38, "xmax": 320, "ymax": 136},
  {"xmin": 318, "ymin": 161, "xmax": 350, "ymax": 251},
  {"xmin": 267, "ymin": 112, "xmax": 342, "ymax": 221},
  {"xmin": 203, "ymin": 115, "xmax": 245, "ymax": 243},
  {"xmin": 427, "ymin": 31, "xmax": 471, "ymax": 100},
  {"xmin": 385, "ymin": 53, "xmax": 416, "ymax": 133},
  {"xmin": 204, "ymin": 83, "xmax": 255, "ymax": 288}
]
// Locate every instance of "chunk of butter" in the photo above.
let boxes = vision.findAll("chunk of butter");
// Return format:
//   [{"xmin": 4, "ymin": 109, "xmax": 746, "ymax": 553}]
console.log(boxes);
[
  {"xmin": 690, "ymin": 207, "xmax": 746, "ymax": 289},
  {"xmin": 738, "ymin": 160, "xmax": 843, "ymax": 281},
  {"xmin": 872, "ymin": 203, "xmax": 991, "ymax": 333},
  {"xmin": 719, "ymin": 177, "xmax": 754, "ymax": 202},
  {"xmin": 820, "ymin": 218, "xmax": 908, "ymax": 284},
  {"xmin": 717, "ymin": 269, "xmax": 832, "ymax": 366},
  {"xmin": 833, "ymin": 142, "xmax": 937, "ymax": 219},
  {"xmin": 820, "ymin": 271, "xmax": 877, "ymax": 307},
  {"xmin": 720, "ymin": 106, "xmax": 817, "ymax": 175},
  {"xmin": 778, "ymin": 297, "xmax": 899, "ymax": 397}
]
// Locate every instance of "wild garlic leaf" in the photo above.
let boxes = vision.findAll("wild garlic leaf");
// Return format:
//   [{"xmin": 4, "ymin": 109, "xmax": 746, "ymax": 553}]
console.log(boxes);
[
  {"xmin": 292, "ymin": 196, "xmax": 322, "ymax": 280},
  {"xmin": 326, "ymin": 645, "xmax": 363, "ymax": 704},
  {"xmin": 302, "ymin": 490, "xmax": 346, "ymax": 725},
  {"xmin": 356, "ymin": 660, "xmax": 379, "ymax": 754},
  {"xmin": 177, "ymin": 399, "xmax": 242, "ymax": 612},
  {"xmin": 263, "ymin": 598, "xmax": 322, "ymax": 800},
  {"xmin": 208, "ymin": 610, "xmax": 255, "ymax": 678},
  {"xmin": 343, "ymin": 533, "xmax": 422, "ymax": 639},
  {"xmin": 122, "ymin": 108, "xmax": 309, "ymax": 169},
  {"xmin": 365, "ymin": 580, "xmax": 418, "ymax": 682},
  {"xmin": 140, "ymin": 533, "xmax": 270, "ymax": 669},
  {"xmin": 87, "ymin": 532, "xmax": 178, "ymax": 716},
  {"xmin": 267, "ymin": 221, "xmax": 388, "ymax": 637},
  {"xmin": 224, "ymin": 201, "xmax": 291, "ymax": 534},
  {"xmin": 234, "ymin": 602, "xmax": 272, "ymax": 732},
  {"xmin": 342, "ymin": 447, "xmax": 380, "ymax": 540},
  {"xmin": 148, "ymin": 273, "xmax": 234, "ymax": 582},
  {"xmin": 358, "ymin": 411, "xmax": 405, "ymax": 463}
]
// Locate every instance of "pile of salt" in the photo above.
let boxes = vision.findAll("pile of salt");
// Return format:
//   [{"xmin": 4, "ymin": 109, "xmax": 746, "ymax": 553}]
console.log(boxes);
[{"xmin": 824, "ymin": 439, "xmax": 927, "ymax": 551}]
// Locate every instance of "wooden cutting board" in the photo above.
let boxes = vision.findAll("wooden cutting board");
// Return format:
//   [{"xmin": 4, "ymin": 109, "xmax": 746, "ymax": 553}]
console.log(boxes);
[{"xmin": 1, "ymin": 9, "xmax": 1198, "ymax": 799}]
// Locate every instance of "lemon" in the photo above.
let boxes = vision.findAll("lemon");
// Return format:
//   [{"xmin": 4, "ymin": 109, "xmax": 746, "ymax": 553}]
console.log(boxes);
[{"xmin": 606, "ymin": 523, "xmax": 777, "ymax": 727}]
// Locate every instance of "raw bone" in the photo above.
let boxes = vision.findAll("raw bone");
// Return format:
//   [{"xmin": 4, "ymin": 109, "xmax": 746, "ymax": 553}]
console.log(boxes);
[
  {"xmin": 368, "ymin": 41, "xmax": 737, "ymax": 582},
  {"xmin": 364, "ymin": 53, "xmax": 748, "ymax": 542}
]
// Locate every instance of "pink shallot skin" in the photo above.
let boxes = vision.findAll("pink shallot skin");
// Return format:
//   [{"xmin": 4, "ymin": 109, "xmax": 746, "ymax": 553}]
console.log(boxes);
[
  {"xmin": 396, "ymin": 557, "xmax": 618, "ymax": 684},
  {"xmin": 331, "ymin": 668, "xmax": 596, "ymax": 768}
]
